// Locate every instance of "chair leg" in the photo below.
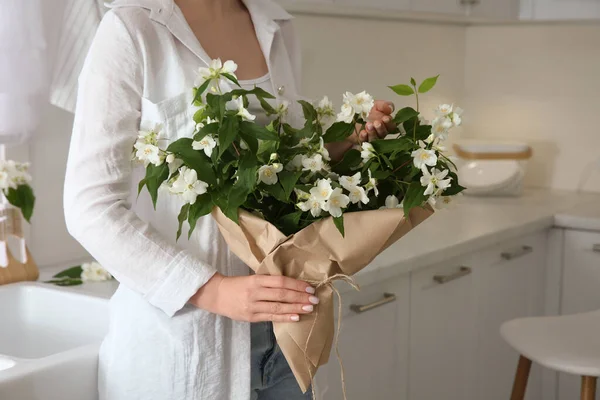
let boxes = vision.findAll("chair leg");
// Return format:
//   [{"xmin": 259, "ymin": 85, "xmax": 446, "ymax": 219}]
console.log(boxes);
[
  {"xmin": 510, "ymin": 355, "xmax": 532, "ymax": 400},
  {"xmin": 581, "ymin": 376, "xmax": 597, "ymax": 400}
]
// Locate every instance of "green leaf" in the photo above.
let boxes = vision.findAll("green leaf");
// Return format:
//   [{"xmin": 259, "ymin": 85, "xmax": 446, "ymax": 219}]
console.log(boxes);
[
  {"xmin": 239, "ymin": 121, "xmax": 279, "ymax": 141},
  {"xmin": 257, "ymin": 140, "xmax": 279, "ymax": 160},
  {"xmin": 188, "ymin": 194, "xmax": 214, "ymax": 238},
  {"xmin": 380, "ymin": 154, "xmax": 394, "ymax": 169},
  {"xmin": 217, "ymin": 117, "xmax": 240, "ymax": 158},
  {"xmin": 279, "ymin": 211, "xmax": 303, "ymax": 236},
  {"xmin": 235, "ymin": 152, "xmax": 258, "ymax": 191},
  {"xmin": 176, "ymin": 204, "xmax": 190, "ymax": 241},
  {"xmin": 389, "ymin": 84, "xmax": 415, "ymax": 96},
  {"xmin": 45, "ymin": 278, "xmax": 83, "ymax": 286},
  {"xmin": 410, "ymin": 77, "xmax": 417, "ymax": 86},
  {"xmin": 53, "ymin": 266, "xmax": 83, "ymax": 279},
  {"xmin": 371, "ymin": 138, "xmax": 412, "ymax": 154},
  {"xmin": 259, "ymin": 97, "xmax": 276, "ymax": 115},
  {"xmin": 403, "ymin": 182, "xmax": 427, "ymax": 216},
  {"xmin": 298, "ymin": 100, "xmax": 318, "ymax": 122},
  {"xmin": 193, "ymin": 122, "xmax": 218, "ymax": 141},
  {"xmin": 194, "ymin": 80, "xmax": 211, "ymax": 102},
  {"xmin": 262, "ymin": 183, "xmax": 287, "ymax": 202},
  {"xmin": 393, "ymin": 107, "xmax": 419, "ymax": 125},
  {"xmin": 230, "ymin": 87, "xmax": 276, "ymax": 100},
  {"xmin": 5, "ymin": 184, "xmax": 35, "ymax": 222},
  {"xmin": 222, "ymin": 73, "xmax": 240, "ymax": 87},
  {"xmin": 333, "ymin": 149, "xmax": 362, "ymax": 174},
  {"xmin": 442, "ymin": 172, "xmax": 467, "ymax": 196},
  {"xmin": 279, "ymin": 171, "xmax": 302, "ymax": 200},
  {"xmin": 238, "ymin": 132, "xmax": 258, "ymax": 154},
  {"xmin": 322, "ymin": 122, "xmax": 356, "ymax": 144},
  {"xmin": 138, "ymin": 163, "xmax": 169, "ymax": 209},
  {"xmin": 167, "ymin": 139, "xmax": 216, "ymax": 185},
  {"xmin": 206, "ymin": 93, "xmax": 226, "ymax": 122},
  {"xmin": 418, "ymin": 75, "xmax": 440, "ymax": 94},
  {"xmin": 333, "ymin": 215, "xmax": 345, "ymax": 237}
]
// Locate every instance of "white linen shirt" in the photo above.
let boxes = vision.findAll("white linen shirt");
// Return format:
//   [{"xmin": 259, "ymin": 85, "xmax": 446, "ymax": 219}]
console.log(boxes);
[{"xmin": 63, "ymin": 0, "xmax": 302, "ymax": 398}]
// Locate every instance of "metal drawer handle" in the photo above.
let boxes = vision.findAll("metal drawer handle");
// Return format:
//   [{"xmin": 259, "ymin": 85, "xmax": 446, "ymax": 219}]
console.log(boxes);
[
  {"xmin": 593, "ymin": 244, "xmax": 600, "ymax": 253},
  {"xmin": 350, "ymin": 293, "xmax": 396, "ymax": 313},
  {"xmin": 433, "ymin": 266, "xmax": 472, "ymax": 284},
  {"xmin": 501, "ymin": 245, "xmax": 533, "ymax": 261}
]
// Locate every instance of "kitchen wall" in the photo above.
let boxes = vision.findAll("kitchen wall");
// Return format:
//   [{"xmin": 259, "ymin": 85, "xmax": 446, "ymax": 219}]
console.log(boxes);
[
  {"xmin": 28, "ymin": 14, "xmax": 467, "ymax": 266},
  {"xmin": 462, "ymin": 22, "xmax": 600, "ymax": 193}
]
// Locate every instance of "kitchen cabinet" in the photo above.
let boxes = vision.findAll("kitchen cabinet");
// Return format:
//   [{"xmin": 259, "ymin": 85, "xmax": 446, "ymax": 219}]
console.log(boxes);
[
  {"xmin": 521, "ymin": 0, "xmax": 600, "ymax": 20},
  {"xmin": 336, "ymin": 0, "xmax": 410, "ymax": 11},
  {"xmin": 557, "ymin": 229, "xmax": 600, "ymax": 400},
  {"xmin": 473, "ymin": 233, "xmax": 547, "ymax": 400},
  {"xmin": 408, "ymin": 254, "xmax": 478, "ymax": 400},
  {"xmin": 469, "ymin": 0, "xmax": 520, "ymax": 19},
  {"xmin": 314, "ymin": 274, "xmax": 410, "ymax": 400}
]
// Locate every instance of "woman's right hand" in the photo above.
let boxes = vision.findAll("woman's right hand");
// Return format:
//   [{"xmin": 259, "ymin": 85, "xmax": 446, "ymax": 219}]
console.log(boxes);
[{"xmin": 190, "ymin": 272, "xmax": 319, "ymax": 322}]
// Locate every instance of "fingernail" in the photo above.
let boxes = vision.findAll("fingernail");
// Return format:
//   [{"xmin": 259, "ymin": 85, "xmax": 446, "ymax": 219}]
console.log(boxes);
[
  {"xmin": 366, "ymin": 122, "xmax": 373, "ymax": 131},
  {"xmin": 309, "ymin": 296, "xmax": 320, "ymax": 305},
  {"xmin": 291, "ymin": 315, "xmax": 300, "ymax": 322},
  {"xmin": 306, "ymin": 287, "xmax": 316, "ymax": 294},
  {"xmin": 302, "ymin": 305, "xmax": 314, "ymax": 312},
  {"xmin": 374, "ymin": 121, "xmax": 381, "ymax": 128},
  {"xmin": 388, "ymin": 103, "xmax": 395, "ymax": 112},
  {"xmin": 383, "ymin": 116, "xmax": 390, "ymax": 123}
]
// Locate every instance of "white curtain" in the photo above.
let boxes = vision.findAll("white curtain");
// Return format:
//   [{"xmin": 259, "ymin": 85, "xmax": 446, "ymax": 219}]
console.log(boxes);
[{"xmin": 0, "ymin": 0, "xmax": 47, "ymax": 144}]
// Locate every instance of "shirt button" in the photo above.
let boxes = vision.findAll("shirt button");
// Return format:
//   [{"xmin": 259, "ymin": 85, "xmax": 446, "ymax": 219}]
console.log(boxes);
[{"xmin": 277, "ymin": 86, "xmax": 285, "ymax": 95}]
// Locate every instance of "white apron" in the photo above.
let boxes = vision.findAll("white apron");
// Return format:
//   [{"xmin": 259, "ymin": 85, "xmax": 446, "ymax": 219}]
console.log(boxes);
[{"xmin": 63, "ymin": 0, "xmax": 303, "ymax": 398}]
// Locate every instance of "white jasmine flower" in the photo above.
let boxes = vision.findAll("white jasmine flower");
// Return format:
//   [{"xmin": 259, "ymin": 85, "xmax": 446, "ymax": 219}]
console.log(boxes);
[
  {"xmin": 382, "ymin": 195, "xmax": 403, "ymax": 209},
  {"xmin": 192, "ymin": 134, "xmax": 217, "ymax": 157},
  {"xmin": 328, "ymin": 172, "xmax": 340, "ymax": 181},
  {"xmin": 420, "ymin": 167, "xmax": 452, "ymax": 196},
  {"xmin": 168, "ymin": 158, "xmax": 184, "ymax": 174},
  {"xmin": 294, "ymin": 188, "xmax": 311, "ymax": 201},
  {"xmin": 270, "ymin": 153, "xmax": 279, "ymax": 161},
  {"xmin": 339, "ymin": 172, "xmax": 362, "ymax": 191},
  {"xmin": 137, "ymin": 123, "xmax": 163, "ymax": 145},
  {"xmin": 323, "ymin": 188, "xmax": 350, "ymax": 218},
  {"xmin": 298, "ymin": 197, "xmax": 324, "ymax": 218},
  {"xmin": 360, "ymin": 142, "xmax": 376, "ymax": 163},
  {"xmin": 81, "ymin": 262, "xmax": 112, "ymax": 282},
  {"xmin": 239, "ymin": 139, "xmax": 249, "ymax": 150},
  {"xmin": 431, "ymin": 117, "xmax": 453, "ymax": 140},
  {"xmin": 435, "ymin": 194, "xmax": 459, "ymax": 210},
  {"xmin": 365, "ymin": 170, "xmax": 378, "ymax": 197},
  {"xmin": 435, "ymin": 104, "xmax": 453, "ymax": 117},
  {"xmin": 346, "ymin": 91, "xmax": 375, "ymax": 120},
  {"xmin": 0, "ymin": 171, "xmax": 9, "ymax": 190},
  {"xmin": 166, "ymin": 154, "xmax": 175, "ymax": 164},
  {"xmin": 310, "ymin": 178, "xmax": 333, "ymax": 203},
  {"xmin": 318, "ymin": 137, "xmax": 331, "ymax": 161},
  {"xmin": 302, "ymin": 154, "xmax": 325, "ymax": 172},
  {"xmin": 276, "ymin": 101, "xmax": 289, "ymax": 118},
  {"xmin": 337, "ymin": 103, "xmax": 355, "ymax": 124},
  {"xmin": 134, "ymin": 142, "xmax": 163, "ymax": 166},
  {"xmin": 347, "ymin": 185, "xmax": 369, "ymax": 205},
  {"xmin": 418, "ymin": 115, "xmax": 429, "ymax": 125},
  {"xmin": 316, "ymin": 96, "xmax": 336, "ymax": 127},
  {"xmin": 286, "ymin": 154, "xmax": 304, "ymax": 172},
  {"xmin": 425, "ymin": 134, "xmax": 447, "ymax": 152},
  {"xmin": 450, "ymin": 107, "xmax": 463, "ymax": 126},
  {"xmin": 296, "ymin": 137, "xmax": 312, "ymax": 148},
  {"xmin": 196, "ymin": 59, "xmax": 238, "ymax": 91},
  {"xmin": 258, "ymin": 164, "xmax": 283, "ymax": 185},
  {"xmin": 226, "ymin": 96, "xmax": 256, "ymax": 122},
  {"xmin": 411, "ymin": 141, "xmax": 437, "ymax": 169},
  {"xmin": 170, "ymin": 167, "xmax": 209, "ymax": 205}
]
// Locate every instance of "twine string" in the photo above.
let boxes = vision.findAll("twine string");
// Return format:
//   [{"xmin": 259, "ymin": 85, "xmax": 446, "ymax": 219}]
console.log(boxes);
[{"xmin": 303, "ymin": 274, "xmax": 360, "ymax": 400}]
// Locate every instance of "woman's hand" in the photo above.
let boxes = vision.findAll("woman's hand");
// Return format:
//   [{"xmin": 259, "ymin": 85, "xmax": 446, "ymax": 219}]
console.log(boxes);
[
  {"xmin": 190, "ymin": 272, "xmax": 318, "ymax": 323},
  {"xmin": 356, "ymin": 100, "xmax": 396, "ymax": 143}
]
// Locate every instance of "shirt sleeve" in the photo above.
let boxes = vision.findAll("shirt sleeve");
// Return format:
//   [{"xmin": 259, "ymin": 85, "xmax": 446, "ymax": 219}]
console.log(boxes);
[{"xmin": 63, "ymin": 10, "xmax": 217, "ymax": 317}]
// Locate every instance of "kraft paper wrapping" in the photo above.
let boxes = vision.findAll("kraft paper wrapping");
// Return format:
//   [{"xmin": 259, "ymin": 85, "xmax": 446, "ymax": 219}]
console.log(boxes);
[{"xmin": 212, "ymin": 206, "xmax": 434, "ymax": 393}]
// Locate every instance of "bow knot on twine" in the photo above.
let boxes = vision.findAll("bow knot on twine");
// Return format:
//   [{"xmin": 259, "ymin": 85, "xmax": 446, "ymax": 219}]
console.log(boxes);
[{"xmin": 303, "ymin": 274, "xmax": 360, "ymax": 400}]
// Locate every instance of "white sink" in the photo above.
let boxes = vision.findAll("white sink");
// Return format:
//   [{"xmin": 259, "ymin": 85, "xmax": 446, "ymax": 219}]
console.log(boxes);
[{"xmin": 0, "ymin": 282, "xmax": 110, "ymax": 400}]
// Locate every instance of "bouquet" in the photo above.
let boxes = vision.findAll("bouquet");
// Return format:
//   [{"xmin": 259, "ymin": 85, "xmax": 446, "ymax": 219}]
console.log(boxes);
[
  {"xmin": 0, "ymin": 160, "xmax": 34, "ymax": 222},
  {"xmin": 134, "ymin": 59, "xmax": 465, "ymax": 395}
]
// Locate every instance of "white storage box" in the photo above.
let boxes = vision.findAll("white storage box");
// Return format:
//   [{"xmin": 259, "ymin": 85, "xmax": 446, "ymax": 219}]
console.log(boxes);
[{"xmin": 453, "ymin": 141, "xmax": 532, "ymax": 197}]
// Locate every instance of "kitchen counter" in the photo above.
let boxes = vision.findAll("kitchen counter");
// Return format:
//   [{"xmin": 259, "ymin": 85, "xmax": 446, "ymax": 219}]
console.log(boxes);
[{"xmin": 38, "ymin": 189, "xmax": 600, "ymax": 296}]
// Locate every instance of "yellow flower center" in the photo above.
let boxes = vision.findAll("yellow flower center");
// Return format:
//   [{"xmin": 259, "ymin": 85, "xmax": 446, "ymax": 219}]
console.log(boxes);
[
  {"xmin": 264, "ymin": 169, "xmax": 273, "ymax": 177},
  {"xmin": 420, "ymin": 152, "xmax": 429, "ymax": 160},
  {"xmin": 321, "ymin": 190, "xmax": 329, "ymax": 197},
  {"xmin": 331, "ymin": 198, "xmax": 340, "ymax": 206},
  {"xmin": 144, "ymin": 148, "xmax": 153, "ymax": 155}
]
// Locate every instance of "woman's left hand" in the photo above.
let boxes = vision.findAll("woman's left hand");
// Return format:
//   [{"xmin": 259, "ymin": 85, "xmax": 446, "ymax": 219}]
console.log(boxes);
[{"xmin": 358, "ymin": 100, "xmax": 396, "ymax": 142}]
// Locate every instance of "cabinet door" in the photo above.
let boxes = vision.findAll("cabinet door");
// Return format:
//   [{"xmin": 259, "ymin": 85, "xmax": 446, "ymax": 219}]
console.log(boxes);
[
  {"xmin": 558, "ymin": 230, "xmax": 600, "ymax": 400},
  {"xmin": 335, "ymin": 0, "xmax": 410, "ymax": 11},
  {"xmin": 410, "ymin": 0, "xmax": 467, "ymax": 15},
  {"xmin": 530, "ymin": 0, "xmax": 600, "ymax": 20},
  {"xmin": 474, "ymin": 232, "xmax": 548, "ymax": 400},
  {"xmin": 469, "ymin": 0, "xmax": 519, "ymax": 19},
  {"xmin": 409, "ymin": 255, "xmax": 478, "ymax": 400},
  {"xmin": 314, "ymin": 275, "xmax": 410, "ymax": 400}
]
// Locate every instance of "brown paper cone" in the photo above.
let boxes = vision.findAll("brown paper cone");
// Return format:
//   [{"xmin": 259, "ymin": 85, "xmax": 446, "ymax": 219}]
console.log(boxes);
[{"xmin": 212, "ymin": 206, "xmax": 433, "ymax": 393}]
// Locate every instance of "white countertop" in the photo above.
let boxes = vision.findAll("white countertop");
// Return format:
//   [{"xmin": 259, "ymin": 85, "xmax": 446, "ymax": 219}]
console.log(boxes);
[{"xmin": 38, "ymin": 189, "xmax": 600, "ymax": 297}]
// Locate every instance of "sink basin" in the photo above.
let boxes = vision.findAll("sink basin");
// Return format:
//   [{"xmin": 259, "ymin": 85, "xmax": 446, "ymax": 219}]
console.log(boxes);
[
  {"xmin": 0, "ymin": 282, "xmax": 110, "ymax": 400},
  {"xmin": 0, "ymin": 283, "xmax": 109, "ymax": 359}
]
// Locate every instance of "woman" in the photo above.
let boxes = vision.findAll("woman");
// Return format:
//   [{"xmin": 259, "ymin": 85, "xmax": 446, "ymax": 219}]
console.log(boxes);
[{"xmin": 64, "ymin": 0, "xmax": 396, "ymax": 399}]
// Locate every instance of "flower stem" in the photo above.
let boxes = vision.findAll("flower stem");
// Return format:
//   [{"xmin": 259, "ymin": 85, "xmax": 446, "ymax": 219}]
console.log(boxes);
[
  {"xmin": 232, "ymin": 142, "xmax": 241, "ymax": 158},
  {"xmin": 393, "ymin": 159, "xmax": 411, "ymax": 174},
  {"xmin": 413, "ymin": 85, "xmax": 420, "ymax": 141}
]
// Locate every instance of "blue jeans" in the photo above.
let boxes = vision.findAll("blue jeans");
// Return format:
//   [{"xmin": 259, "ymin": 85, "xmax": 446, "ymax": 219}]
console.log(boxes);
[{"xmin": 250, "ymin": 322, "xmax": 312, "ymax": 400}]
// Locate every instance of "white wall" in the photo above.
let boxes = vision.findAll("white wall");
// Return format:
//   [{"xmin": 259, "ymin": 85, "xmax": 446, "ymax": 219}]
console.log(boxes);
[
  {"xmin": 462, "ymin": 22, "xmax": 600, "ymax": 193},
  {"xmin": 28, "ymin": 14, "xmax": 466, "ymax": 267}
]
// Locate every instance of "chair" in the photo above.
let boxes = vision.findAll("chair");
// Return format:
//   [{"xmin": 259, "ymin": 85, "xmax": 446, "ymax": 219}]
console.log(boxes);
[{"xmin": 501, "ymin": 310, "xmax": 600, "ymax": 400}]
